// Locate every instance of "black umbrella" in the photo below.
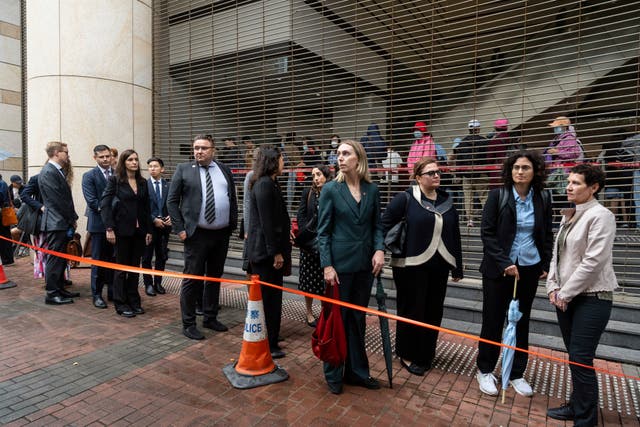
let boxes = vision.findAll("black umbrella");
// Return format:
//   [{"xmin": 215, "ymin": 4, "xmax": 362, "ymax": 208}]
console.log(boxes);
[{"xmin": 375, "ymin": 275, "xmax": 393, "ymax": 388}]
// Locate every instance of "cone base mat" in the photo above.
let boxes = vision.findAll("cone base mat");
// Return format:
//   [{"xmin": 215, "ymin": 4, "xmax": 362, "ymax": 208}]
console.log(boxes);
[
  {"xmin": 0, "ymin": 281, "xmax": 16, "ymax": 290},
  {"xmin": 223, "ymin": 362, "xmax": 289, "ymax": 389}
]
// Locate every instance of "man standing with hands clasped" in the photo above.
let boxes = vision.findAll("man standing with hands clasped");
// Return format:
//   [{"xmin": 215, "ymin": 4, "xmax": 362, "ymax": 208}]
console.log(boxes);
[
  {"xmin": 141, "ymin": 157, "xmax": 171, "ymax": 296},
  {"xmin": 167, "ymin": 134, "xmax": 238, "ymax": 340}
]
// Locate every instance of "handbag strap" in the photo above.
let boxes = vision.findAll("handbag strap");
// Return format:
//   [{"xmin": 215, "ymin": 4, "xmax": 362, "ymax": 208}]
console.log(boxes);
[{"xmin": 401, "ymin": 190, "xmax": 410, "ymax": 220}]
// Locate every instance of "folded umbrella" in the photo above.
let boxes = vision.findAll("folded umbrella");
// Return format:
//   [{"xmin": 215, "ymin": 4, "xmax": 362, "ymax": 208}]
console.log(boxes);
[
  {"xmin": 375, "ymin": 275, "xmax": 393, "ymax": 388},
  {"xmin": 501, "ymin": 277, "xmax": 522, "ymax": 403}
]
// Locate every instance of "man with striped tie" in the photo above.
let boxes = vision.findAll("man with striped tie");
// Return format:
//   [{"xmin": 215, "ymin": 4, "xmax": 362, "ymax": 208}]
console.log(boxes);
[{"xmin": 167, "ymin": 134, "xmax": 238, "ymax": 340}]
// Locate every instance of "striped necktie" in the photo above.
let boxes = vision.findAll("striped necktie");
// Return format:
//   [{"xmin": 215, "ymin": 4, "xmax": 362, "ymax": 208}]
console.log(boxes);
[{"xmin": 202, "ymin": 165, "xmax": 216, "ymax": 223}]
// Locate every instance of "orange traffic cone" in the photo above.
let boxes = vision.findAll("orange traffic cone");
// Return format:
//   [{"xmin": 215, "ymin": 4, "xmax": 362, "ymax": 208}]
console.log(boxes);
[
  {"xmin": 223, "ymin": 275, "xmax": 288, "ymax": 389},
  {"xmin": 0, "ymin": 259, "xmax": 16, "ymax": 290}
]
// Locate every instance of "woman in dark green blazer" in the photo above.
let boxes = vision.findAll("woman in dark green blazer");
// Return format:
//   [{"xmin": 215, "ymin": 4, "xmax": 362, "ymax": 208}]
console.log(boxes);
[{"xmin": 317, "ymin": 139, "xmax": 385, "ymax": 394}]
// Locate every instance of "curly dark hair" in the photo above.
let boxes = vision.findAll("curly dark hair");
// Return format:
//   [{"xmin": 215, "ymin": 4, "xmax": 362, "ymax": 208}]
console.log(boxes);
[
  {"xmin": 501, "ymin": 150, "xmax": 547, "ymax": 193},
  {"xmin": 250, "ymin": 145, "xmax": 282, "ymax": 189},
  {"xmin": 570, "ymin": 163, "xmax": 605, "ymax": 195}
]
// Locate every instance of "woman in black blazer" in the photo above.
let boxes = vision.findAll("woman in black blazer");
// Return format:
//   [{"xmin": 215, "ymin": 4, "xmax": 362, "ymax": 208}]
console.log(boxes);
[
  {"xmin": 247, "ymin": 145, "xmax": 291, "ymax": 359},
  {"xmin": 101, "ymin": 149, "xmax": 152, "ymax": 318},
  {"xmin": 476, "ymin": 150, "xmax": 553, "ymax": 397},
  {"xmin": 381, "ymin": 157, "xmax": 463, "ymax": 377}
]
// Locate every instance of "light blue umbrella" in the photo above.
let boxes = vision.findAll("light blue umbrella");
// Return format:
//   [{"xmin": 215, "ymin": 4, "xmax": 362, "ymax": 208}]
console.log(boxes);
[{"xmin": 501, "ymin": 278, "xmax": 522, "ymax": 403}]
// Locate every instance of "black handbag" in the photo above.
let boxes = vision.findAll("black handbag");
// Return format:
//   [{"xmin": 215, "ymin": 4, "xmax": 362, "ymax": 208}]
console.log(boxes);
[
  {"xmin": 384, "ymin": 192, "xmax": 410, "ymax": 255},
  {"xmin": 294, "ymin": 213, "xmax": 317, "ymax": 253},
  {"xmin": 16, "ymin": 202, "xmax": 41, "ymax": 235}
]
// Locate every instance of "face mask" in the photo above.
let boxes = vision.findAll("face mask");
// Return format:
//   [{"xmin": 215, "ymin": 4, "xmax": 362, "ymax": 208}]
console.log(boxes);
[
  {"xmin": 414, "ymin": 130, "xmax": 423, "ymax": 139},
  {"xmin": 554, "ymin": 126, "xmax": 564, "ymax": 135},
  {"xmin": 302, "ymin": 144, "xmax": 309, "ymax": 152},
  {"xmin": 331, "ymin": 140, "xmax": 338, "ymax": 148}
]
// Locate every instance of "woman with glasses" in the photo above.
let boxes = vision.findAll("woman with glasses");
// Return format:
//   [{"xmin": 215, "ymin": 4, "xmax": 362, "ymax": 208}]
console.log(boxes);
[
  {"xmin": 475, "ymin": 150, "xmax": 553, "ymax": 397},
  {"xmin": 381, "ymin": 157, "xmax": 463, "ymax": 376}
]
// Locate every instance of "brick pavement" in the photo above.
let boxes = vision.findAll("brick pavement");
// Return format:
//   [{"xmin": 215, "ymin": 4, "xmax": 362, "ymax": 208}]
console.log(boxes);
[{"xmin": 0, "ymin": 256, "xmax": 638, "ymax": 426}]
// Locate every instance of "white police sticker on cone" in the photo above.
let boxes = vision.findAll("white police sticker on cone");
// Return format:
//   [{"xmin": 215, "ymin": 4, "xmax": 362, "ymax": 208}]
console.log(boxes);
[{"xmin": 244, "ymin": 300, "xmax": 267, "ymax": 342}]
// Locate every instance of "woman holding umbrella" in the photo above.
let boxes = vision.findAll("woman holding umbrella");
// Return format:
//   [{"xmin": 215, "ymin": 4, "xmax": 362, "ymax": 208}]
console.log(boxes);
[
  {"xmin": 476, "ymin": 150, "xmax": 553, "ymax": 397},
  {"xmin": 546, "ymin": 164, "xmax": 617, "ymax": 426},
  {"xmin": 381, "ymin": 156, "xmax": 463, "ymax": 376}
]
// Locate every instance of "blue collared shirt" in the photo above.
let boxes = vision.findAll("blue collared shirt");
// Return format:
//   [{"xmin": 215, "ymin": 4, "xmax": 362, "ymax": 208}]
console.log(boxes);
[{"xmin": 509, "ymin": 187, "xmax": 540, "ymax": 266}]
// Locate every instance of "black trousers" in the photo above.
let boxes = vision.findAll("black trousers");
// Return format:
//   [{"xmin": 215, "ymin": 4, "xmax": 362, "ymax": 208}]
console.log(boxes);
[
  {"xmin": 324, "ymin": 270, "xmax": 373, "ymax": 385},
  {"xmin": 250, "ymin": 260, "xmax": 284, "ymax": 351},
  {"xmin": 181, "ymin": 227, "xmax": 230, "ymax": 328},
  {"xmin": 44, "ymin": 230, "xmax": 68, "ymax": 294},
  {"xmin": 112, "ymin": 232, "xmax": 145, "ymax": 311},
  {"xmin": 0, "ymin": 224, "xmax": 14, "ymax": 265},
  {"xmin": 477, "ymin": 263, "xmax": 541, "ymax": 379},
  {"xmin": 557, "ymin": 294, "xmax": 612, "ymax": 427},
  {"xmin": 393, "ymin": 254, "xmax": 450, "ymax": 365},
  {"xmin": 141, "ymin": 228, "xmax": 169, "ymax": 287},
  {"xmin": 89, "ymin": 232, "xmax": 114, "ymax": 297}
]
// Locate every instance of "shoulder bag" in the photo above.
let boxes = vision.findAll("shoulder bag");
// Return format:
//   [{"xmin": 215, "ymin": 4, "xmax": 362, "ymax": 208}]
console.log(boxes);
[{"xmin": 384, "ymin": 191, "xmax": 411, "ymax": 255}]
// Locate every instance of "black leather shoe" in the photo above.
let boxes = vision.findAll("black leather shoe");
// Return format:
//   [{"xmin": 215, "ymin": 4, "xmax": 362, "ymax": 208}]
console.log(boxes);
[
  {"xmin": 202, "ymin": 319, "xmax": 228, "ymax": 332},
  {"xmin": 345, "ymin": 376, "xmax": 380, "ymax": 390},
  {"xmin": 547, "ymin": 404, "xmax": 574, "ymax": 421},
  {"xmin": 400, "ymin": 358, "xmax": 428, "ymax": 376},
  {"xmin": 270, "ymin": 349, "xmax": 286, "ymax": 359},
  {"xmin": 195, "ymin": 305, "xmax": 204, "ymax": 316},
  {"xmin": 64, "ymin": 279, "xmax": 73, "ymax": 287},
  {"xmin": 145, "ymin": 285, "xmax": 156, "ymax": 296},
  {"xmin": 327, "ymin": 382, "xmax": 343, "ymax": 395},
  {"xmin": 116, "ymin": 309, "xmax": 136, "ymax": 318},
  {"xmin": 93, "ymin": 296, "xmax": 107, "ymax": 309},
  {"xmin": 306, "ymin": 319, "xmax": 317, "ymax": 327},
  {"xmin": 45, "ymin": 294, "xmax": 74, "ymax": 305},
  {"xmin": 133, "ymin": 307, "xmax": 145, "ymax": 315},
  {"xmin": 155, "ymin": 283, "xmax": 166, "ymax": 294},
  {"xmin": 59, "ymin": 289, "xmax": 80, "ymax": 298},
  {"xmin": 183, "ymin": 325, "xmax": 205, "ymax": 340}
]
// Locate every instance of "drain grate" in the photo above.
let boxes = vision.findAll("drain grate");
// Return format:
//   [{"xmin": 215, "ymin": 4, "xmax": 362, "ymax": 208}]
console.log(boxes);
[{"xmin": 145, "ymin": 277, "xmax": 640, "ymax": 417}]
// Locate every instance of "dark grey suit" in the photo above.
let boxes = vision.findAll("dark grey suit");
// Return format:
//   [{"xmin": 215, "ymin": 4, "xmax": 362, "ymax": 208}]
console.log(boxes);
[
  {"xmin": 167, "ymin": 160, "xmax": 237, "ymax": 328},
  {"xmin": 39, "ymin": 161, "xmax": 78, "ymax": 295}
]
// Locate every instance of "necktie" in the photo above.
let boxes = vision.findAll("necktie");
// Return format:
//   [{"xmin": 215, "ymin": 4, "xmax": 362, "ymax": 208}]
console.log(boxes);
[
  {"xmin": 154, "ymin": 180, "xmax": 161, "ymax": 205},
  {"xmin": 203, "ymin": 165, "xmax": 216, "ymax": 223}
]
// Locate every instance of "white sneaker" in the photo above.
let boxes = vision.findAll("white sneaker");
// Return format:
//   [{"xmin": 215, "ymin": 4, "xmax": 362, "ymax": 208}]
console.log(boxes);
[
  {"xmin": 510, "ymin": 378, "xmax": 533, "ymax": 397},
  {"xmin": 476, "ymin": 371, "xmax": 498, "ymax": 396}
]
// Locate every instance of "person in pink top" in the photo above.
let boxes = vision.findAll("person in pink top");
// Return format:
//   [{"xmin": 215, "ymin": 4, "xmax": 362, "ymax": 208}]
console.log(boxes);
[{"xmin": 407, "ymin": 121, "xmax": 436, "ymax": 170}]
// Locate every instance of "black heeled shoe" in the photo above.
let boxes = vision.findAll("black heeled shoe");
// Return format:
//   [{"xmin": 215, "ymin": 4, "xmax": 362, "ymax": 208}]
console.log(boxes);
[{"xmin": 116, "ymin": 309, "xmax": 136, "ymax": 318}]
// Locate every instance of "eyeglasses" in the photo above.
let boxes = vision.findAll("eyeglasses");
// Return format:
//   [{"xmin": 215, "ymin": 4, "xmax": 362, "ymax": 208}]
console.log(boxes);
[
  {"xmin": 418, "ymin": 170, "xmax": 442, "ymax": 177},
  {"xmin": 512, "ymin": 165, "xmax": 532, "ymax": 172},
  {"xmin": 193, "ymin": 146, "xmax": 213, "ymax": 152}
]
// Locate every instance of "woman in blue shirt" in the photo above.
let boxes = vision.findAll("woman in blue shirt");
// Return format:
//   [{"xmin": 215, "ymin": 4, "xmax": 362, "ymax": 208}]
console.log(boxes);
[{"xmin": 476, "ymin": 151, "xmax": 553, "ymax": 397}]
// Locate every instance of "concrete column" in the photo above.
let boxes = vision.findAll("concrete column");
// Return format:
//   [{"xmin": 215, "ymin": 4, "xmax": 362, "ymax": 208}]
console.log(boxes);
[{"xmin": 26, "ymin": 0, "xmax": 152, "ymax": 234}]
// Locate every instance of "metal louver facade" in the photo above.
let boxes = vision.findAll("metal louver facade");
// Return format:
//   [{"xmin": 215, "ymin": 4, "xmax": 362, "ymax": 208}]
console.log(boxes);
[{"xmin": 153, "ymin": 0, "xmax": 640, "ymax": 293}]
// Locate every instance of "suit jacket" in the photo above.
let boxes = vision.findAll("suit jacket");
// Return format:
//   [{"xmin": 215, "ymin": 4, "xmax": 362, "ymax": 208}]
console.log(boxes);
[
  {"xmin": 317, "ymin": 180, "xmax": 384, "ymax": 273},
  {"xmin": 100, "ymin": 176, "xmax": 152, "ymax": 237},
  {"xmin": 166, "ymin": 160, "xmax": 238, "ymax": 238},
  {"xmin": 38, "ymin": 162, "xmax": 78, "ymax": 232},
  {"xmin": 479, "ymin": 187, "xmax": 554, "ymax": 279},
  {"xmin": 82, "ymin": 166, "xmax": 110, "ymax": 232},
  {"xmin": 147, "ymin": 177, "xmax": 171, "ymax": 234},
  {"xmin": 247, "ymin": 176, "xmax": 291, "ymax": 263},
  {"xmin": 20, "ymin": 175, "xmax": 43, "ymax": 211}
]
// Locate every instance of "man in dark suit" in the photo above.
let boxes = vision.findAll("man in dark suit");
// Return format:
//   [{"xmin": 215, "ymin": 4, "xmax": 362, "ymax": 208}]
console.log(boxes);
[
  {"xmin": 167, "ymin": 134, "xmax": 238, "ymax": 340},
  {"xmin": 141, "ymin": 157, "xmax": 171, "ymax": 296},
  {"xmin": 39, "ymin": 141, "xmax": 79, "ymax": 305},
  {"xmin": 81, "ymin": 144, "xmax": 115, "ymax": 308}
]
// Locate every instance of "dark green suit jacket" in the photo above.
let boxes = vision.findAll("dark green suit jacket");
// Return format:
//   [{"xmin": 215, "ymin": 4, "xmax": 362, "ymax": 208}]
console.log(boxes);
[{"xmin": 317, "ymin": 180, "xmax": 384, "ymax": 273}]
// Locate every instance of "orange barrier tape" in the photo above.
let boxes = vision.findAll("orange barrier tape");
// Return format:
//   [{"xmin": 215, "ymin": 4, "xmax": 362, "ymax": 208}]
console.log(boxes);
[{"xmin": 3, "ymin": 235, "xmax": 638, "ymax": 382}]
